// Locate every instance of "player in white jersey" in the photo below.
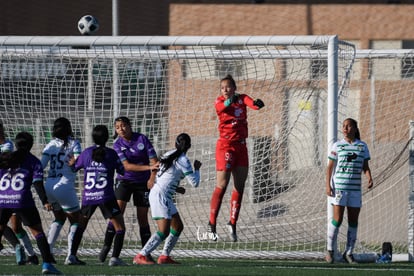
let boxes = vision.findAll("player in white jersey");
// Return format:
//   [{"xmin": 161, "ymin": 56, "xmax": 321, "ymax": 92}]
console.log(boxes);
[
  {"xmin": 325, "ymin": 118, "xmax": 373, "ymax": 264},
  {"xmin": 133, "ymin": 133, "xmax": 201, "ymax": 265},
  {"xmin": 0, "ymin": 122, "xmax": 38, "ymax": 265},
  {"xmin": 41, "ymin": 117, "xmax": 85, "ymax": 265}
]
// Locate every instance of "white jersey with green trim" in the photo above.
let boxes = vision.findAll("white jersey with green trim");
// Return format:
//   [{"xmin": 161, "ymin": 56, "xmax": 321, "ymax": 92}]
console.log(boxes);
[
  {"xmin": 155, "ymin": 150, "xmax": 200, "ymax": 199},
  {"xmin": 41, "ymin": 137, "xmax": 81, "ymax": 183},
  {"xmin": 328, "ymin": 138, "xmax": 370, "ymax": 192}
]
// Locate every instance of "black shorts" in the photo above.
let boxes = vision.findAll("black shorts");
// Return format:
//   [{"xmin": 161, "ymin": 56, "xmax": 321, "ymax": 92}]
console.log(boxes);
[
  {"xmin": 0, "ymin": 207, "xmax": 41, "ymax": 227},
  {"xmin": 115, "ymin": 180, "xmax": 150, "ymax": 207},
  {"xmin": 81, "ymin": 198, "xmax": 122, "ymax": 220}
]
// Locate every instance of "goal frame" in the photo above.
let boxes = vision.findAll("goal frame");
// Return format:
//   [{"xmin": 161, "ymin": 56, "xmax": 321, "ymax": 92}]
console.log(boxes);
[{"xmin": 0, "ymin": 35, "xmax": 359, "ymax": 260}]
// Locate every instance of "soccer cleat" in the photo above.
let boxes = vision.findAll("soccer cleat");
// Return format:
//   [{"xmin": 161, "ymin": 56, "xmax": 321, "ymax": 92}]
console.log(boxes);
[
  {"xmin": 343, "ymin": 252, "xmax": 357, "ymax": 264},
  {"xmin": 109, "ymin": 257, "xmax": 128, "ymax": 266},
  {"xmin": 99, "ymin": 245, "xmax": 111, "ymax": 263},
  {"xmin": 133, "ymin": 253, "xmax": 155, "ymax": 265},
  {"xmin": 325, "ymin": 250, "xmax": 334, "ymax": 264},
  {"xmin": 64, "ymin": 255, "xmax": 86, "ymax": 265},
  {"xmin": 27, "ymin": 254, "xmax": 40, "ymax": 265},
  {"xmin": 207, "ymin": 222, "xmax": 218, "ymax": 241},
  {"xmin": 42, "ymin": 262, "xmax": 62, "ymax": 275},
  {"xmin": 15, "ymin": 244, "xmax": 27, "ymax": 265},
  {"xmin": 157, "ymin": 255, "xmax": 180, "ymax": 265},
  {"xmin": 227, "ymin": 221, "xmax": 237, "ymax": 242}
]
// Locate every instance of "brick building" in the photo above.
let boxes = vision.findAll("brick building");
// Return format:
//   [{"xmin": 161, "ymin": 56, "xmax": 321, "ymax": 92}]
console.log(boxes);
[{"xmin": 2, "ymin": 1, "xmax": 414, "ymax": 49}]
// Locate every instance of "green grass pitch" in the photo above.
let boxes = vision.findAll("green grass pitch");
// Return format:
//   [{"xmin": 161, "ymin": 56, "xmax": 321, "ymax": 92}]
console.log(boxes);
[{"xmin": 1, "ymin": 255, "xmax": 414, "ymax": 275}]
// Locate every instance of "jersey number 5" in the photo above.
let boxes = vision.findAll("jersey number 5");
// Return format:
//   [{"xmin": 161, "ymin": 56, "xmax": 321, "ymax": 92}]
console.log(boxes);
[{"xmin": 85, "ymin": 172, "xmax": 108, "ymax": 190}]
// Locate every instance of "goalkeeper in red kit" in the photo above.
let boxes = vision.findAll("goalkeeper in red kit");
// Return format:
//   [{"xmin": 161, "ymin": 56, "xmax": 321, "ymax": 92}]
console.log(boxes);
[{"xmin": 208, "ymin": 74, "xmax": 264, "ymax": 242}]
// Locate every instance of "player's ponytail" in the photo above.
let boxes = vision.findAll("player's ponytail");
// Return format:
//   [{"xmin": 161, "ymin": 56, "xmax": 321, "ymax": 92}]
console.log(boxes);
[
  {"xmin": 53, "ymin": 117, "xmax": 73, "ymax": 148},
  {"xmin": 0, "ymin": 122, "xmax": 5, "ymax": 140},
  {"xmin": 158, "ymin": 133, "xmax": 192, "ymax": 176},
  {"xmin": 92, "ymin": 125, "xmax": 109, "ymax": 163}
]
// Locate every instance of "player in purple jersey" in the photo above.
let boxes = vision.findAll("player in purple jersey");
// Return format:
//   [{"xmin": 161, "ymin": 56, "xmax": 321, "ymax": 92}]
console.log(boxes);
[
  {"xmin": 70, "ymin": 125, "xmax": 127, "ymax": 266},
  {"xmin": 0, "ymin": 132, "xmax": 61, "ymax": 275},
  {"xmin": 0, "ymin": 123, "xmax": 38, "ymax": 265},
  {"xmin": 99, "ymin": 117, "xmax": 159, "ymax": 263}
]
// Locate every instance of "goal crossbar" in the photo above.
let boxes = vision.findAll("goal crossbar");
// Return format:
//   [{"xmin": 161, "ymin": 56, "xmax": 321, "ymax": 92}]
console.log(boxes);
[{"xmin": 0, "ymin": 35, "xmax": 337, "ymax": 47}]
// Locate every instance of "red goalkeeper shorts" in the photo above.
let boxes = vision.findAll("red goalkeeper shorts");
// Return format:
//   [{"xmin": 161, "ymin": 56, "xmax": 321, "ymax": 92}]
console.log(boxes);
[{"xmin": 215, "ymin": 139, "xmax": 248, "ymax": 171}]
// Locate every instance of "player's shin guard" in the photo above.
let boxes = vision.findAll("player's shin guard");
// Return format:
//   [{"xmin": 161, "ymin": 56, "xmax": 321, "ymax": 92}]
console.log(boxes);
[
  {"xmin": 229, "ymin": 190, "xmax": 243, "ymax": 225},
  {"xmin": 35, "ymin": 232, "xmax": 54, "ymax": 263},
  {"xmin": 140, "ymin": 225, "xmax": 151, "ymax": 247},
  {"xmin": 112, "ymin": 230, "xmax": 125, "ymax": 258},
  {"xmin": 209, "ymin": 187, "xmax": 225, "ymax": 225},
  {"xmin": 161, "ymin": 229, "xmax": 180, "ymax": 256},
  {"xmin": 3, "ymin": 226, "xmax": 19, "ymax": 247}
]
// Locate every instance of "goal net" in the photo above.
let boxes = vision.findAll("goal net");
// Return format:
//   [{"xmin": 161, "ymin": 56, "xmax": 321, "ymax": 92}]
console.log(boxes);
[{"xmin": 0, "ymin": 36, "xmax": 410, "ymax": 261}]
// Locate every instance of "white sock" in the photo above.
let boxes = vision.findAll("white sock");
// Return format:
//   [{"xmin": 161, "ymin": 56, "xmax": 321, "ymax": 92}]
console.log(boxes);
[
  {"xmin": 161, "ymin": 233, "xmax": 179, "ymax": 256},
  {"xmin": 67, "ymin": 224, "xmax": 78, "ymax": 257},
  {"xmin": 327, "ymin": 221, "xmax": 340, "ymax": 252},
  {"xmin": 346, "ymin": 225, "xmax": 358, "ymax": 255},
  {"xmin": 48, "ymin": 221, "xmax": 63, "ymax": 254},
  {"xmin": 140, "ymin": 232, "xmax": 164, "ymax": 256}
]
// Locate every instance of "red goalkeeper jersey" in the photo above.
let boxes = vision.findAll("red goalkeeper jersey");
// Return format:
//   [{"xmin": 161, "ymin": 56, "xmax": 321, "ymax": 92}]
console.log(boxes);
[{"xmin": 215, "ymin": 93, "xmax": 259, "ymax": 141}]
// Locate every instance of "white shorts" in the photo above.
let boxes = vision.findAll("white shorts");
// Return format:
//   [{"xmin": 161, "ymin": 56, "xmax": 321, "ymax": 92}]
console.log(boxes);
[
  {"xmin": 45, "ymin": 177, "xmax": 80, "ymax": 213},
  {"xmin": 149, "ymin": 186, "xmax": 177, "ymax": 220},
  {"xmin": 331, "ymin": 190, "xmax": 362, "ymax": 208}
]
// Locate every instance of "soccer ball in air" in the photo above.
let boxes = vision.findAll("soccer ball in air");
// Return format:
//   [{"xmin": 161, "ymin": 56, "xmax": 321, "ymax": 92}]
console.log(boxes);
[{"xmin": 77, "ymin": 15, "xmax": 99, "ymax": 35}]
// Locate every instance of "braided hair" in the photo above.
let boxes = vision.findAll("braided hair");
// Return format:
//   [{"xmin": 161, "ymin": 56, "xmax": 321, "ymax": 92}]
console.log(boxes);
[
  {"xmin": 158, "ymin": 133, "xmax": 191, "ymax": 176},
  {"xmin": 53, "ymin": 117, "xmax": 73, "ymax": 149}
]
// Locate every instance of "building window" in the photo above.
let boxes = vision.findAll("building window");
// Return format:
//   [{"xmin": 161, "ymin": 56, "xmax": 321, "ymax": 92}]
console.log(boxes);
[{"xmin": 402, "ymin": 40, "xmax": 414, "ymax": 79}]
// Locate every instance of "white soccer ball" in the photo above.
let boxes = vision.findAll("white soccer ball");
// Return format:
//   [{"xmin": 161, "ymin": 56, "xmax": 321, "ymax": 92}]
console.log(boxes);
[{"xmin": 77, "ymin": 15, "xmax": 99, "ymax": 35}]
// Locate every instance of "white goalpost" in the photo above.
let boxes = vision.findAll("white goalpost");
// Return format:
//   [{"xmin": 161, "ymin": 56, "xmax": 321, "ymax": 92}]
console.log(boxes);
[{"xmin": 0, "ymin": 35, "xmax": 411, "ymax": 261}]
